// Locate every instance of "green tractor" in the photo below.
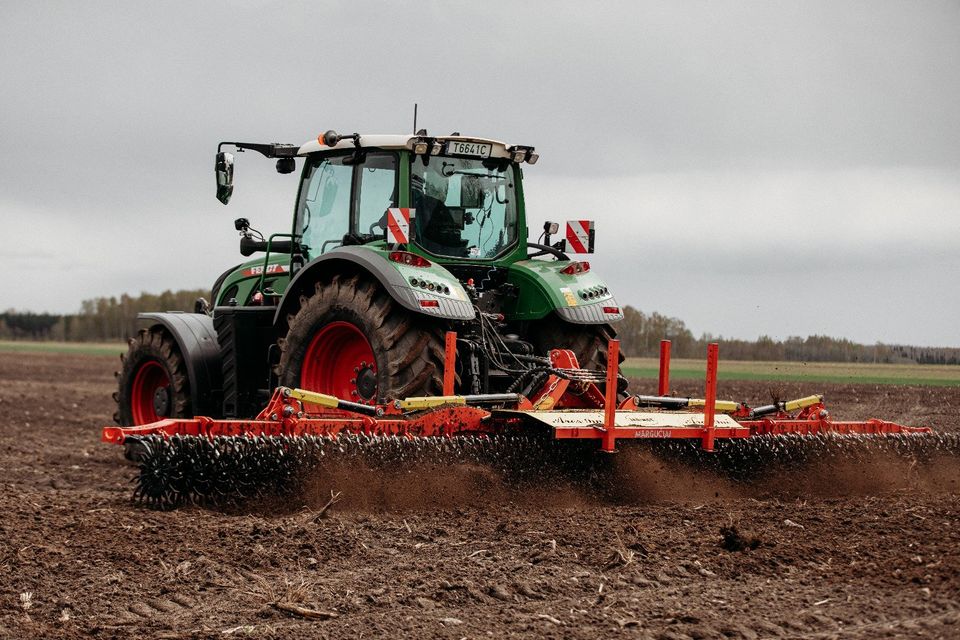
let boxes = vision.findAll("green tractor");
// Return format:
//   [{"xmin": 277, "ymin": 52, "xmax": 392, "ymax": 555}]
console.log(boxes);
[{"xmin": 114, "ymin": 130, "xmax": 624, "ymax": 426}]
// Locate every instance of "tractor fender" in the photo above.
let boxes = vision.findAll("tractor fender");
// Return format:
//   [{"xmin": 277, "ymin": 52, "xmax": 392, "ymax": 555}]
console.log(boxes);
[
  {"xmin": 273, "ymin": 246, "xmax": 475, "ymax": 327},
  {"xmin": 139, "ymin": 312, "xmax": 223, "ymax": 417},
  {"xmin": 506, "ymin": 260, "xmax": 624, "ymax": 324}
]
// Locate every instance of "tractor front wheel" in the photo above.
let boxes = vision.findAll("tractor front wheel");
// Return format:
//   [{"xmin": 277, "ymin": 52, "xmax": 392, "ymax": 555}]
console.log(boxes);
[
  {"xmin": 114, "ymin": 327, "xmax": 191, "ymax": 426},
  {"xmin": 278, "ymin": 274, "xmax": 446, "ymax": 403}
]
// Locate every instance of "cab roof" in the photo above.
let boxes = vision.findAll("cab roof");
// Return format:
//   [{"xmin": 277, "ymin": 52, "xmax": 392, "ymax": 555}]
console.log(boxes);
[{"xmin": 297, "ymin": 134, "xmax": 519, "ymax": 159}]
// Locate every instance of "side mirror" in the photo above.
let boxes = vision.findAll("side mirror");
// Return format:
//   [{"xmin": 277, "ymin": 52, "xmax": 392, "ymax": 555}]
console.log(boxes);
[{"xmin": 215, "ymin": 152, "xmax": 235, "ymax": 205}]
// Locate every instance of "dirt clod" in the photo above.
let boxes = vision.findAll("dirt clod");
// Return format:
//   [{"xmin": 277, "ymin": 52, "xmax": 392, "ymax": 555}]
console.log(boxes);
[{"xmin": 719, "ymin": 525, "xmax": 763, "ymax": 552}]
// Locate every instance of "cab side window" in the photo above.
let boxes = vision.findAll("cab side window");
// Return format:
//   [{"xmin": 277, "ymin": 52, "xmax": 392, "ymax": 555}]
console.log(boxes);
[
  {"xmin": 356, "ymin": 154, "xmax": 398, "ymax": 237},
  {"xmin": 298, "ymin": 156, "xmax": 352, "ymax": 257}
]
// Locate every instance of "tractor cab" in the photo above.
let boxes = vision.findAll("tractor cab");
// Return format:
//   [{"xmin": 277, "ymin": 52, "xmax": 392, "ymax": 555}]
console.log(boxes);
[
  {"xmin": 289, "ymin": 132, "xmax": 535, "ymax": 268},
  {"xmin": 215, "ymin": 133, "xmax": 538, "ymax": 273}
]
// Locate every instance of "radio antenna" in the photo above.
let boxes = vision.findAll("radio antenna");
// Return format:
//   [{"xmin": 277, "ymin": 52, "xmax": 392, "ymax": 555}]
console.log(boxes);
[{"xmin": 413, "ymin": 103, "xmax": 418, "ymax": 133}]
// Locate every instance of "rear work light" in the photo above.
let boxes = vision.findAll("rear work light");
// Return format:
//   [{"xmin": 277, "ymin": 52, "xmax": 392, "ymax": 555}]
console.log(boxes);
[
  {"xmin": 560, "ymin": 261, "xmax": 590, "ymax": 275},
  {"xmin": 507, "ymin": 145, "xmax": 538, "ymax": 164},
  {"xmin": 389, "ymin": 251, "xmax": 431, "ymax": 268},
  {"xmin": 419, "ymin": 299, "xmax": 440, "ymax": 308}
]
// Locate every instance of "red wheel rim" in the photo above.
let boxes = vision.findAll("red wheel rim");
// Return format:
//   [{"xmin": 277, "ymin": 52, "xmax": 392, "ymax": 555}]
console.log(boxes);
[
  {"xmin": 301, "ymin": 321, "xmax": 377, "ymax": 403},
  {"xmin": 130, "ymin": 360, "xmax": 171, "ymax": 424}
]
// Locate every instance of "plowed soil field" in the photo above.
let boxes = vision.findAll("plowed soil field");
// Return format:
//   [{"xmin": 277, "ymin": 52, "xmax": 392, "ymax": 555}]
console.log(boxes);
[{"xmin": 1, "ymin": 351, "xmax": 959, "ymax": 639}]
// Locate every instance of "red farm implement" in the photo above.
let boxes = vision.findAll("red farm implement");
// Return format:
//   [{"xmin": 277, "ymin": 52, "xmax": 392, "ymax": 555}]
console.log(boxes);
[{"xmin": 102, "ymin": 338, "xmax": 952, "ymax": 509}]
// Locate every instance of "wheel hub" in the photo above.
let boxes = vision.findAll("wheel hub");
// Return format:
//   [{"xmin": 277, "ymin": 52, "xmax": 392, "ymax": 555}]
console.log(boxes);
[
  {"xmin": 153, "ymin": 386, "xmax": 171, "ymax": 418},
  {"xmin": 355, "ymin": 363, "xmax": 377, "ymax": 400},
  {"xmin": 130, "ymin": 360, "xmax": 172, "ymax": 425}
]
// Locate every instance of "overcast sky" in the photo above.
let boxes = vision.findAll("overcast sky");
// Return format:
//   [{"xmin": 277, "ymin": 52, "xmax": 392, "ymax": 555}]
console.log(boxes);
[{"xmin": 1, "ymin": 1, "xmax": 958, "ymax": 346}]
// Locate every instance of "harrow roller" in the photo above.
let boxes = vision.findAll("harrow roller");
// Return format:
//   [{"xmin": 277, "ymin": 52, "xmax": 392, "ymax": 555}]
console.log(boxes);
[
  {"xmin": 652, "ymin": 432, "xmax": 960, "ymax": 482},
  {"xmin": 127, "ymin": 432, "xmax": 568, "ymax": 509}
]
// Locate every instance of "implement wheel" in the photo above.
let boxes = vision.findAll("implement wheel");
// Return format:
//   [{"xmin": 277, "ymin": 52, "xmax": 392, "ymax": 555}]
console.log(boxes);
[
  {"xmin": 114, "ymin": 327, "xmax": 191, "ymax": 426},
  {"xmin": 278, "ymin": 273, "xmax": 446, "ymax": 403}
]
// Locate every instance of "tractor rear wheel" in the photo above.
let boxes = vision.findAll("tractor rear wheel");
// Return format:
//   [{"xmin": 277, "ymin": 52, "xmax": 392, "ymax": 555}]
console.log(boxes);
[
  {"xmin": 278, "ymin": 274, "xmax": 446, "ymax": 403},
  {"xmin": 114, "ymin": 327, "xmax": 191, "ymax": 426}
]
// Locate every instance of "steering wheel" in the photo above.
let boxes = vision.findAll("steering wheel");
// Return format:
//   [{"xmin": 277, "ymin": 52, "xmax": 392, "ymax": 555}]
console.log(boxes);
[
  {"xmin": 320, "ymin": 239, "xmax": 342, "ymax": 254},
  {"xmin": 526, "ymin": 242, "xmax": 569, "ymax": 261}
]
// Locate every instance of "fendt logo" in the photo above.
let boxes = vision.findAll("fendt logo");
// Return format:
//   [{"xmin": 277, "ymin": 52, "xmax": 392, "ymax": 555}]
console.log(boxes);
[{"xmin": 241, "ymin": 264, "xmax": 289, "ymax": 277}]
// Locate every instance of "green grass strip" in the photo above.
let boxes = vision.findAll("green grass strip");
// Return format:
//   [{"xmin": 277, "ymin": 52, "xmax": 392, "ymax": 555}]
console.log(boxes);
[
  {"xmin": 0, "ymin": 341, "xmax": 123, "ymax": 356},
  {"xmin": 621, "ymin": 366, "xmax": 960, "ymax": 387}
]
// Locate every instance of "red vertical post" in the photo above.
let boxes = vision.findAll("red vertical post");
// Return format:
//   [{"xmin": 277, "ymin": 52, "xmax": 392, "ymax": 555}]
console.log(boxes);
[
  {"xmin": 443, "ymin": 331, "xmax": 457, "ymax": 396},
  {"xmin": 602, "ymin": 339, "xmax": 620, "ymax": 452},
  {"xmin": 658, "ymin": 339, "xmax": 672, "ymax": 396},
  {"xmin": 702, "ymin": 342, "xmax": 718, "ymax": 452}
]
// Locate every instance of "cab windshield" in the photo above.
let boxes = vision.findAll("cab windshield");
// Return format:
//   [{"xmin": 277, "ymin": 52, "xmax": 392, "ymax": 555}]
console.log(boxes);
[{"xmin": 411, "ymin": 155, "xmax": 518, "ymax": 259}]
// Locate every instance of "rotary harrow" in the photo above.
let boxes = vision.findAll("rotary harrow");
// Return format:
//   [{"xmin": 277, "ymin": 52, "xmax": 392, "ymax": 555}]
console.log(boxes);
[{"xmin": 103, "ymin": 339, "xmax": 957, "ymax": 509}]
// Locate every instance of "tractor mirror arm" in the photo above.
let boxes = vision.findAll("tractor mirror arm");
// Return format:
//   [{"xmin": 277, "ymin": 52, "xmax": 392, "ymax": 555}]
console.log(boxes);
[
  {"xmin": 217, "ymin": 141, "xmax": 299, "ymax": 158},
  {"xmin": 215, "ymin": 142, "xmax": 299, "ymax": 204}
]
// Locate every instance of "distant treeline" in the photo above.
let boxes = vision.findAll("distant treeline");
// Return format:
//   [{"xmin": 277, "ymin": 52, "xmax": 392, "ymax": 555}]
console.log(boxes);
[
  {"xmin": 616, "ymin": 307, "xmax": 960, "ymax": 365},
  {"xmin": 2, "ymin": 290, "xmax": 958, "ymax": 365},
  {"xmin": 1, "ymin": 290, "xmax": 207, "ymax": 342}
]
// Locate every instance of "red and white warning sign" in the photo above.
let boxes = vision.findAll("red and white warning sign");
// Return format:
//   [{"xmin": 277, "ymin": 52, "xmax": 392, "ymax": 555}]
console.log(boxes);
[
  {"xmin": 565, "ymin": 220, "xmax": 595, "ymax": 254},
  {"xmin": 386, "ymin": 207, "xmax": 413, "ymax": 244}
]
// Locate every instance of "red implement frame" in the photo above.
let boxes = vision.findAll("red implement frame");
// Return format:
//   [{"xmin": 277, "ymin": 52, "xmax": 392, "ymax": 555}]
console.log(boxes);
[
  {"xmin": 658, "ymin": 339, "xmax": 671, "ymax": 396},
  {"xmin": 102, "ymin": 339, "xmax": 931, "ymax": 448},
  {"xmin": 702, "ymin": 342, "xmax": 718, "ymax": 452},
  {"xmin": 601, "ymin": 339, "xmax": 620, "ymax": 452},
  {"xmin": 443, "ymin": 331, "xmax": 457, "ymax": 396}
]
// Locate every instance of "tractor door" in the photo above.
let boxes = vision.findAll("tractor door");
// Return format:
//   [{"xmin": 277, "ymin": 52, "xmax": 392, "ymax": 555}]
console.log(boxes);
[
  {"xmin": 355, "ymin": 153, "xmax": 398, "ymax": 239},
  {"xmin": 295, "ymin": 153, "xmax": 399, "ymax": 259},
  {"xmin": 296, "ymin": 155, "xmax": 353, "ymax": 258}
]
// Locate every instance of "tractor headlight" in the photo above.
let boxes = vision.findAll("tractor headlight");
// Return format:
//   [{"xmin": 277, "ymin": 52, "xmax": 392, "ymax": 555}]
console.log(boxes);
[
  {"xmin": 430, "ymin": 141, "xmax": 443, "ymax": 155},
  {"xmin": 413, "ymin": 141, "xmax": 429, "ymax": 155},
  {"xmin": 508, "ymin": 145, "xmax": 538, "ymax": 164}
]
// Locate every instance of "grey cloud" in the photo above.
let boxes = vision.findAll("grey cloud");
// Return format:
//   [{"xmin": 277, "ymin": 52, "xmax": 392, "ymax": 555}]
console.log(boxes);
[{"xmin": 1, "ymin": 1, "xmax": 958, "ymax": 345}]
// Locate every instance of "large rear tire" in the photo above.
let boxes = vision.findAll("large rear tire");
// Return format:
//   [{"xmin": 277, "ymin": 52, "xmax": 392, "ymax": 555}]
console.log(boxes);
[
  {"xmin": 530, "ymin": 317, "xmax": 622, "ymax": 371},
  {"xmin": 530, "ymin": 317, "xmax": 627, "ymax": 396},
  {"xmin": 114, "ymin": 327, "xmax": 191, "ymax": 426},
  {"xmin": 277, "ymin": 274, "xmax": 447, "ymax": 403}
]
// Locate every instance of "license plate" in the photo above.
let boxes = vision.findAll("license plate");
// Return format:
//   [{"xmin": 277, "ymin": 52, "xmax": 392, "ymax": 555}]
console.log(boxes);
[{"xmin": 445, "ymin": 141, "xmax": 491, "ymax": 158}]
